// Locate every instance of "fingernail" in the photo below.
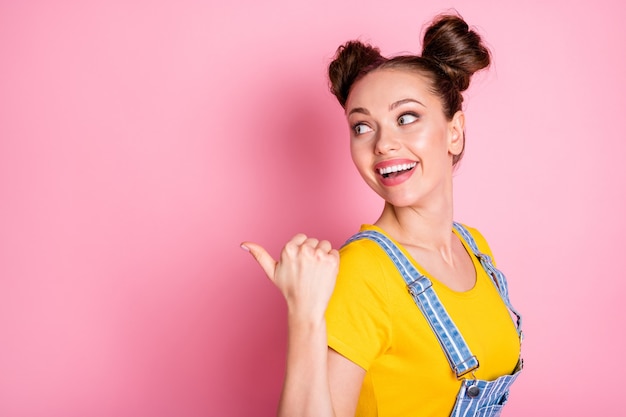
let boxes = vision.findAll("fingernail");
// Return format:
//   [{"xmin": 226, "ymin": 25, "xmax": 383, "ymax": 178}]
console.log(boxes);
[{"xmin": 240, "ymin": 244, "xmax": 250, "ymax": 252}]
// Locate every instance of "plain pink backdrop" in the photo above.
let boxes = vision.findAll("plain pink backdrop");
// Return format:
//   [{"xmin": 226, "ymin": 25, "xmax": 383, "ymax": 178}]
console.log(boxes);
[{"xmin": 1, "ymin": 1, "xmax": 625, "ymax": 416}]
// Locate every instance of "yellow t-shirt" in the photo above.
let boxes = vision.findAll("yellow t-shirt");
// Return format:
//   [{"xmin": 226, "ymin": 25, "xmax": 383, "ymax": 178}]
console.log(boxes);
[{"xmin": 326, "ymin": 224, "xmax": 520, "ymax": 417}]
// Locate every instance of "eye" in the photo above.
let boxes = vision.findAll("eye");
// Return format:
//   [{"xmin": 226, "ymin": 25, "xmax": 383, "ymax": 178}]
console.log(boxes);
[
  {"xmin": 398, "ymin": 113, "xmax": 418, "ymax": 125},
  {"xmin": 353, "ymin": 123, "xmax": 373, "ymax": 135}
]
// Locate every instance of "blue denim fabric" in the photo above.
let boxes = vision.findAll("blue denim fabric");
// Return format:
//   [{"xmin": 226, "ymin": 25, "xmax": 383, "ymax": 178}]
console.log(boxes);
[
  {"xmin": 344, "ymin": 223, "xmax": 523, "ymax": 417},
  {"xmin": 452, "ymin": 223, "xmax": 522, "ymax": 338},
  {"xmin": 451, "ymin": 365, "xmax": 521, "ymax": 417}
]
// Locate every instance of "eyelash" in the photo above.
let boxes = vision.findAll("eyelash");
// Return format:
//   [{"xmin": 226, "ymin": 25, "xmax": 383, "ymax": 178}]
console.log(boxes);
[
  {"xmin": 398, "ymin": 112, "xmax": 419, "ymax": 125},
  {"xmin": 351, "ymin": 112, "xmax": 420, "ymax": 135},
  {"xmin": 352, "ymin": 123, "xmax": 371, "ymax": 135}
]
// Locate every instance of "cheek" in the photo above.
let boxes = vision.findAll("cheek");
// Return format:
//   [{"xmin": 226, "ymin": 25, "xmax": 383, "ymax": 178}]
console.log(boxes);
[
  {"xmin": 411, "ymin": 127, "xmax": 448, "ymax": 154},
  {"xmin": 349, "ymin": 150, "xmax": 363, "ymax": 173},
  {"xmin": 349, "ymin": 141, "xmax": 360, "ymax": 165},
  {"xmin": 350, "ymin": 143, "xmax": 373, "ymax": 176}
]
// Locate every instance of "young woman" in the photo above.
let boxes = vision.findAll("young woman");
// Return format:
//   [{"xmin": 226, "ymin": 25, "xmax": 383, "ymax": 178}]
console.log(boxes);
[{"xmin": 242, "ymin": 13, "xmax": 522, "ymax": 417}]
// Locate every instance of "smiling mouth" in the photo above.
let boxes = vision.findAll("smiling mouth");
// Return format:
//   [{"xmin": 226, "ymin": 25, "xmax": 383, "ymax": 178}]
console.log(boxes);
[{"xmin": 378, "ymin": 162, "xmax": 417, "ymax": 178}]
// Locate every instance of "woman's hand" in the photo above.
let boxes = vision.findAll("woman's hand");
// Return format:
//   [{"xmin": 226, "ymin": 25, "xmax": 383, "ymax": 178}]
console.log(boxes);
[
  {"xmin": 242, "ymin": 234, "xmax": 340, "ymax": 319},
  {"xmin": 242, "ymin": 236, "xmax": 362, "ymax": 417}
]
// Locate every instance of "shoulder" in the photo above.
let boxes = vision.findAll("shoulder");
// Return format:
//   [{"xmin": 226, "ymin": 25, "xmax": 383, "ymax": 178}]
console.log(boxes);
[
  {"xmin": 331, "ymin": 226, "xmax": 408, "ymax": 301},
  {"xmin": 338, "ymin": 236, "xmax": 391, "ymax": 284},
  {"xmin": 338, "ymin": 226, "xmax": 404, "ymax": 276},
  {"xmin": 456, "ymin": 222, "xmax": 496, "ymax": 259},
  {"xmin": 340, "ymin": 235, "xmax": 387, "ymax": 264}
]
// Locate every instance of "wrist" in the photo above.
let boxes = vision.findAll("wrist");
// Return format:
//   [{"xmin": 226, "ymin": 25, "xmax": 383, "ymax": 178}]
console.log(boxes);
[{"xmin": 286, "ymin": 310, "xmax": 327, "ymax": 331}]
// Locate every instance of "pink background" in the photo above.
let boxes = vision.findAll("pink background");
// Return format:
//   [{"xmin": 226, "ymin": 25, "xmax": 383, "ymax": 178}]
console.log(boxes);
[{"xmin": 1, "ymin": 1, "xmax": 624, "ymax": 416}]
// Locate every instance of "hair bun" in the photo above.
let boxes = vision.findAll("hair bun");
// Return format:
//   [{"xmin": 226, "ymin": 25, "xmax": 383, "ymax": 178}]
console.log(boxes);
[
  {"xmin": 328, "ymin": 41, "xmax": 385, "ymax": 107},
  {"xmin": 421, "ymin": 14, "xmax": 491, "ymax": 92}
]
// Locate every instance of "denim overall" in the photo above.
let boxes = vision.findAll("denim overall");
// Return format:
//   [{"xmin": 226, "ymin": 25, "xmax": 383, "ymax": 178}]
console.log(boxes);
[{"xmin": 345, "ymin": 223, "xmax": 523, "ymax": 417}]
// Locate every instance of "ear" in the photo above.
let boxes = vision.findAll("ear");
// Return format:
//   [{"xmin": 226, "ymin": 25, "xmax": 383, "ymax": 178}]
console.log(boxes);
[{"xmin": 447, "ymin": 111, "xmax": 465, "ymax": 156}]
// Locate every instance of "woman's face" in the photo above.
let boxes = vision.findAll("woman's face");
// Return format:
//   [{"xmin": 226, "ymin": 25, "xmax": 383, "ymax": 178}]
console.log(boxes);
[{"xmin": 344, "ymin": 68, "xmax": 464, "ymax": 208}]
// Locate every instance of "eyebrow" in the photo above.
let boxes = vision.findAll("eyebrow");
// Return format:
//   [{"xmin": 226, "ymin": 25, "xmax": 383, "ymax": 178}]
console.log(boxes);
[
  {"xmin": 390, "ymin": 98, "xmax": 425, "ymax": 110},
  {"xmin": 347, "ymin": 107, "xmax": 369, "ymax": 116},
  {"xmin": 347, "ymin": 98, "xmax": 425, "ymax": 116}
]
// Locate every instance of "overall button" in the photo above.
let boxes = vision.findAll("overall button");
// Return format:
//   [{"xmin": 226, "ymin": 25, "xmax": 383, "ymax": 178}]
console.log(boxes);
[{"xmin": 467, "ymin": 385, "xmax": 480, "ymax": 398}]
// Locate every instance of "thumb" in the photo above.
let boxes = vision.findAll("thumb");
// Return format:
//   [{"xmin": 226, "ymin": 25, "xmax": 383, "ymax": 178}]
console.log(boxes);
[{"xmin": 241, "ymin": 242, "xmax": 277, "ymax": 280}]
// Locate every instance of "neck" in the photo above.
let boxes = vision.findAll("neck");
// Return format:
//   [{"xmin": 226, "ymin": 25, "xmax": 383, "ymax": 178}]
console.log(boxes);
[{"xmin": 374, "ymin": 190, "xmax": 454, "ymax": 252}]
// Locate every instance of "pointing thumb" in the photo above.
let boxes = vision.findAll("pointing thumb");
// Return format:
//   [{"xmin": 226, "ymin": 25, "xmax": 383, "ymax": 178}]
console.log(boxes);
[{"xmin": 241, "ymin": 242, "xmax": 277, "ymax": 280}]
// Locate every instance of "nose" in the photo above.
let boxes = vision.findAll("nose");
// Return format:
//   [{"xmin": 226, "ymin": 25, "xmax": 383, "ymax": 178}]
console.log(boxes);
[{"xmin": 374, "ymin": 128, "xmax": 399, "ymax": 155}]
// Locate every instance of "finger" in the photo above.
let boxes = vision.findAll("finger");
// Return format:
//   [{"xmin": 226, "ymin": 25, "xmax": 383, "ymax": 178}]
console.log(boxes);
[
  {"xmin": 283, "ymin": 233, "xmax": 308, "ymax": 258},
  {"xmin": 241, "ymin": 242, "xmax": 277, "ymax": 280},
  {"xmin": 303, "ymin": 237, "xmax": 320, "ymax": 248},
  {"xmin": 291, "ymin": 233, "xmax": 308, "ymax": 245},
  {"xmin": 317, "ymin": 240, "xmax": 333, "ymax": 253}
]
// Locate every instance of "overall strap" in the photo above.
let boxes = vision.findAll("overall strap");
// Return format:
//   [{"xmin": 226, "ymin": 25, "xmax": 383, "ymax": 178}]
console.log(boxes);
[
  {"xmin": 452, "ymin": 222, "xmax": 523, "ymax": 337},
  {"xmin": 345, "ymin": 230, "xmax": 479, "ymax": 378}
]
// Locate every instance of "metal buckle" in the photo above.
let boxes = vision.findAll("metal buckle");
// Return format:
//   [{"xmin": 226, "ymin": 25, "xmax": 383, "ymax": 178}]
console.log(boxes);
[
  {"xmin": 407, "ymin": 278, "xmax": 432, "ymax": 297},
  {"xmin": 454, "ymin": 356, "xmax": 480, "ymax": 379}
]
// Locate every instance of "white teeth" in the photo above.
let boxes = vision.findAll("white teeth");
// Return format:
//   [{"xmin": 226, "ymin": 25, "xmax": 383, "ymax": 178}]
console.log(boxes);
[{"xmin": 378, "ymin": 162, "xmax": 417, "ymax": 175}]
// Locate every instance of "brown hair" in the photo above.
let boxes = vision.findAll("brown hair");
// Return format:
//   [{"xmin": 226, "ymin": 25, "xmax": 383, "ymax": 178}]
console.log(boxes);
[{"xmin": 328, "ymin": 13, "xmax": 491, "ymax": 165}]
